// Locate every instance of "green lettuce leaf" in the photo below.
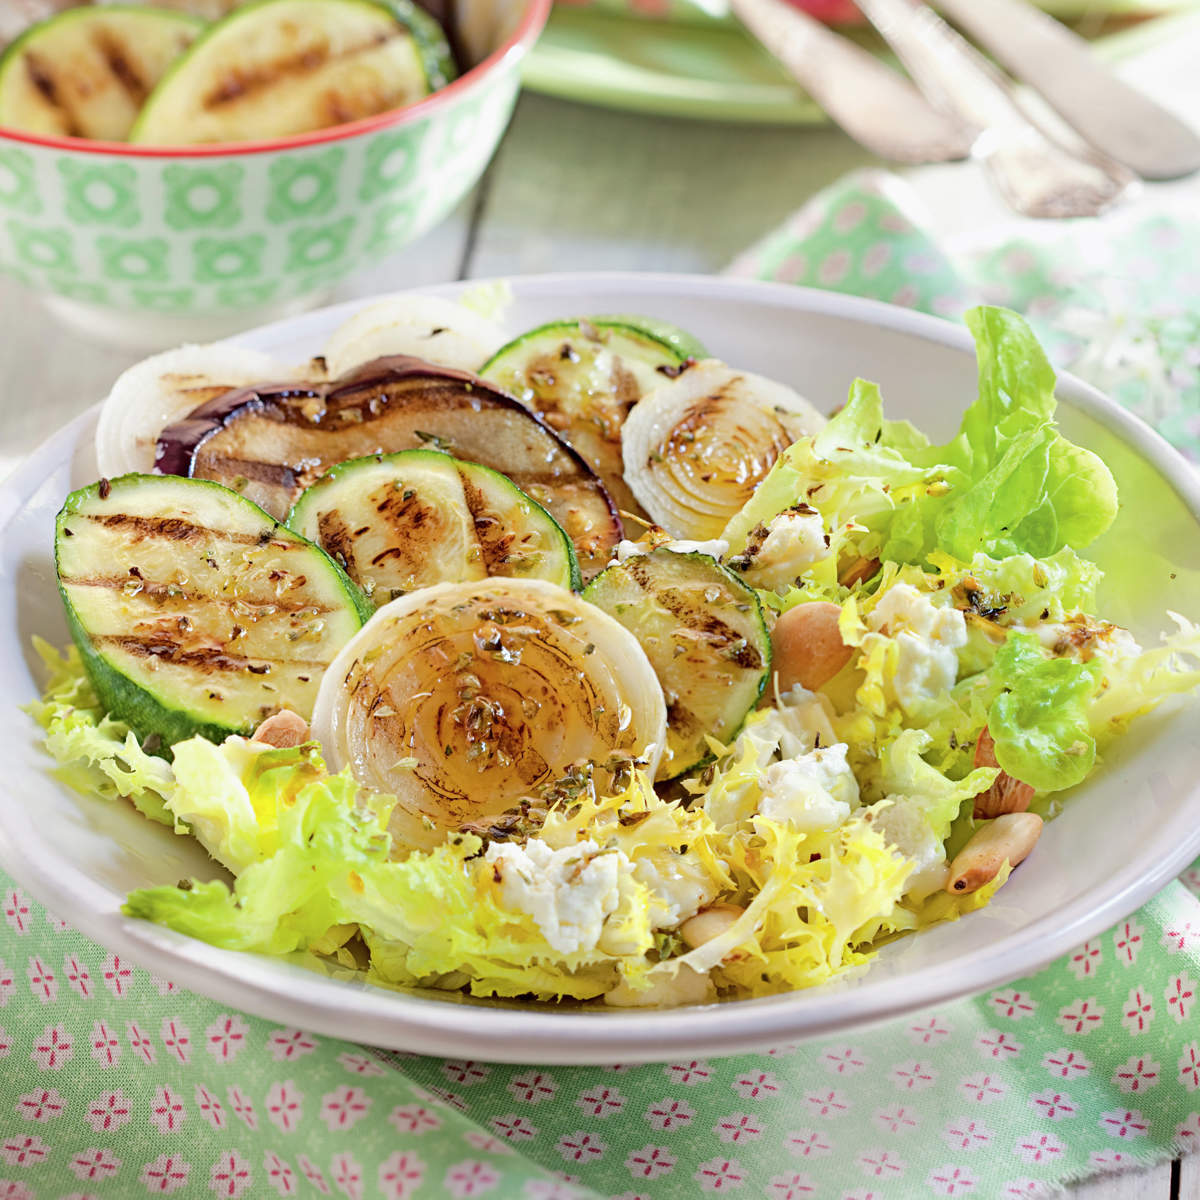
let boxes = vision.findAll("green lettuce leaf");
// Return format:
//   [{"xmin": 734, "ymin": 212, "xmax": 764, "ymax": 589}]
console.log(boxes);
[{"xmin": 987, "ymin": 633, "xmax": 1101, "ymax": 793}]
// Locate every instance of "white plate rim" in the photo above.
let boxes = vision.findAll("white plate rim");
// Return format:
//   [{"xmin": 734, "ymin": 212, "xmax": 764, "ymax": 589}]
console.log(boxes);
[{"xmin": 1, "ymin": 271, "xmax": 1198, "ymax": 1065}]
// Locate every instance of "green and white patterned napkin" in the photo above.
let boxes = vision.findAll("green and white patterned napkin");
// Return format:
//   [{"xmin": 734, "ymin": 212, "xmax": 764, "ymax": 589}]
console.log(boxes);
[{"xmin": 3, "ymin": 172, "xmax": 1200, "ymax": 1200}]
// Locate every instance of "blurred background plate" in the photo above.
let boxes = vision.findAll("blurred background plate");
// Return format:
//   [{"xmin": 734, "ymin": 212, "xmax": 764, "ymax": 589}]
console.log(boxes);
[{"xmin": 522, "ymin": 0, "xmax": 1200, "ymax": 124}]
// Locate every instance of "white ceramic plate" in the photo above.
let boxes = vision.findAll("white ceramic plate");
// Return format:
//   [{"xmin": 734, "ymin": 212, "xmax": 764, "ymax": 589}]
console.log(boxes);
[{"xmin": 2, "ymin": 273, "xmax": 1198, "ymax": 1064}]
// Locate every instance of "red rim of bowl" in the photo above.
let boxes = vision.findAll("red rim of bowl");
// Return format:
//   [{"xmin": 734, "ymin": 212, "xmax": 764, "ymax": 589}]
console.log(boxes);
[{"xmin": 0, "ymin": 0, "xmax": 551, "ymax": 158}]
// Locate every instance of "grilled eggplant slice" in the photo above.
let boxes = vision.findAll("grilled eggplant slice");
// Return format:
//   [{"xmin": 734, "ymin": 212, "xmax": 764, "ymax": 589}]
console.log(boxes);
[
  {"xmin": 583, "ymin": 548, "xmax": 770, "ymax": 779},
  {"xmin": 622, "ymin": 360, "xmax": 826, "ymax": 540},
  {"xmin": 311, "ymin": 578, "xmax": 667, "ymax": 831},
  {"xmin": 287, "ymin": 449, "xmax": 580, "ymax": 603},
  {"xmin": 55, "ymin": 474, "xmax": 370, "ymax": 746},
  {"xmin": 480, "ymin": 318, "xmax": 701, "ymax": 516},
  {"xmin": 0, "ymin": 5, "xmax": 203, "ymax": 141},
  {"xmin": 130, "ymin": 0, "xmax": 453, "ymax": 145},
  {"xmin": 156, "ymin": 354, "xmax": 622, "ymax": 578}
]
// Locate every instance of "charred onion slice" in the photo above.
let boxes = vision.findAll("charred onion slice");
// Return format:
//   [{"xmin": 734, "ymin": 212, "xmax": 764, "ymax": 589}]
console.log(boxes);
[
  {"xmin": 311, "ymin": 579, "xmax": 667, "ymax": 831},
  {"xmin": 286, "ymin": 449, "xmax": 579, "ymax": 602},
  {"xmin": 584, "ymin": 549, "xmax": 770, "ymax": 780},
  {"xmin": 621, "ymin": 360, "xmax": 826, "ymax": 540},
  {"xmin": 55, "ymin": 474, "xmax": 369, "ymax": 746},
  {"xmin": 155, "ymin": 355, "xmax": 622, "ymax": 577}
]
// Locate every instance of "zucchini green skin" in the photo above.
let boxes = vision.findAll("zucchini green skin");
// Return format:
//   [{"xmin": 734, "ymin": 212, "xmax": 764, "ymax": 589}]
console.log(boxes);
[
  {"xmin": 130, "ymin": 0, "xmax": 452, "ymax": 145},
  {"xmin": 285, "ymin": 448, "xmax": 582, "ymax": 602},
  {"xmin": 587, "ymin": 315, "xmax": 709, "ymax": 361},
  {"xmin": 55, "ymin": 474, "xmax": 371, "ymax": 750},
  {"xmin": 0, "ymin": 5, "xmax": 204, "ymax": 141},
  {"xmin": 584, "ymin": 548, "xmax": 771, "ymax": 780}
]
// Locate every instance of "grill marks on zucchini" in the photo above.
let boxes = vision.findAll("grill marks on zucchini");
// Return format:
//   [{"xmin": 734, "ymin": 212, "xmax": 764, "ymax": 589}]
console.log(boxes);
[
  {"xmin": 56, "ymin": 475, "xmax": 369, "ymax": 746},
  {"xmin": 480, "ymin": 319, "xmax": 697, "ymax": 518},
  {"xmin": 286, "ymin": 450, "xmax": 579, "ymax": 604},
  {"xmin": 0, "ymin": 6, "xmax": 203, "ymax": 141},
  {"xmin": 158, "ymin": 354, "xmax": 621, "ymax": 577},
  {"xmin": 129, "ymin": 0, "xmax": 453, "ymax": 145},
  {"xmin": 583, "ymin": 548, "xmax": 770, "ymax": 780}
]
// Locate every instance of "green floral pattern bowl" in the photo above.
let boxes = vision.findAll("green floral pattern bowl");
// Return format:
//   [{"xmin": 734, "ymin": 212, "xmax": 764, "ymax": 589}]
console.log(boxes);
[{"xmin": 0, "ymin": 0, "xmax": 549, "ymax": 347}]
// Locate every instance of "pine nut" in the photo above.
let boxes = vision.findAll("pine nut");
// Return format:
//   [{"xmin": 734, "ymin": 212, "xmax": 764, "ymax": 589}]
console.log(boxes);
[
  {"xmin": 946, "ymin": 813, "xmax": 1043, "ymax": 894},
  {"xmin": 972, "ymin": 725, "xmax": 1036, "ymax": 819},
  {"xmin": 252, "ymin": 710, "xmax": 310, "ymax": 748}
]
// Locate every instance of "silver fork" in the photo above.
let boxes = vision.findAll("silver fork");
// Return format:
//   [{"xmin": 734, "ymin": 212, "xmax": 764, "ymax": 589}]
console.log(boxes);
[
  {"xmin": 728, "ymin": 0, "xmax": 976, "ymax": 165},
  {"xmin": 855, "ymin": 0, "xmax": 1137, "ymax": 218}
]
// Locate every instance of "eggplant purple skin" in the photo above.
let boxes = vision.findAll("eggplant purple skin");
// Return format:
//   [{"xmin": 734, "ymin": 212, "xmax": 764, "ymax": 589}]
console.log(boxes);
[{"xmin": 153, "ymin": 354, "xmax": 624, "ymax": 574}]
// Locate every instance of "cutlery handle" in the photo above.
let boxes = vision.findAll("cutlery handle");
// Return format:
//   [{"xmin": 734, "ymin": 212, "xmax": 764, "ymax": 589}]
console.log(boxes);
[
  {"xmin": 855, "ymin": 0, "xmax": 1135, "ymax": 219},
  {"xmin": 935, "ymin": 0, "xmax": 1200, "ymax": 181},
  {"xmin": 729, "ymin": 0, "xmax": 975, "ymax": 164}
]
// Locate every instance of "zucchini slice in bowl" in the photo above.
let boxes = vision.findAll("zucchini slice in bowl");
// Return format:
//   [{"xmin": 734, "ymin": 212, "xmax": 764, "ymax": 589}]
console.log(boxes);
[
  {"xmin": 583, "ymin": 547, "xmax": 770, "ymax": 780},
  {"xmin": 0, "ymin": 5, "xmax": 203, "ymax": 141},
  {"xmin": 55, "ymin": 474, "xmax": 370, "ymax": 747},
  {"xmin": 287, "ymin": 449, "xmax": 581, "ymax": 603},
  {"xmin": 480, "ymin": 318, "xmax": 702, "ymax": 515},
  {"xmin": 130, "ymin": 0, "xmax": 454, "ymax": 145}
]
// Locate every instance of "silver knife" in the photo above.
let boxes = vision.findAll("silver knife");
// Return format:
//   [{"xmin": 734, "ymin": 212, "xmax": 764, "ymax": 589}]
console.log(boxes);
[{"xmin": 935, "ymin": 0, "xmax": 1200, "ymax": 180}]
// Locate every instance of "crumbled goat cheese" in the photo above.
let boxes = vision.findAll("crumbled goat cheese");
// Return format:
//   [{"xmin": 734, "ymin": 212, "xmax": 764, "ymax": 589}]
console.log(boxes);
[
  {"xmin": 862, "ymin": 796, "xmax": 948, "ymax": 899},
  {"xmin": 741, "ymin": 509, "xmax": 830, "ymax": 590},
  {"xmin": 486, "ymin": 839, "xmax": 622, "ymax": 955},
  {"xmin": 865, "ymin": 583, "xmax": 968, "ymax": 715},
  {"xmin": 758, "ymin": 744, "xmax": 861, "ymax": 833},
  {"xmin": 632, "ymin": 851, "xmax": 719, "ymax": 929}
]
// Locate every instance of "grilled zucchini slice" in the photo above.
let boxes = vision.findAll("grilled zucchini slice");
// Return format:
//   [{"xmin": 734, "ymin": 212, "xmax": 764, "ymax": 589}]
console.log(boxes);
[
  {"xmin": 583, "ymin": 548, "xmax": 770, "ymax": 780},
  {"xmin": 0, "ymin": 5, "xmax": 203, "ymax": 141},
  {"xmin": 55, "ymin": 474, "xmax": 371, "ymax": 747},
  {"xmin": 286, "ymin": 449, "xmax": 581, "ymax": 604},
  {"xmin": 479, "ymin": 318, "xmax": 703, "ymax": 516},
  {"xmin": 130, "ymin": 0, "xmax": 454, "ymax": 145}
]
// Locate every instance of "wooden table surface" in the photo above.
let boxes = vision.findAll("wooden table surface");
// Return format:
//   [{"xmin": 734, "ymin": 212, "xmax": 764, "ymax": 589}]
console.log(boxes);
[{"xmin": 3, "ymin": 18, "xmax": 1200, "ymax": 1197}]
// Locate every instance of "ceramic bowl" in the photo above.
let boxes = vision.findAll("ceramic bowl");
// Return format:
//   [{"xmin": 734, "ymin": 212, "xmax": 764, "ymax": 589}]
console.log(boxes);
[
  {"xmin": 1, "ymin": 273, "xmax": 1198, "ymax": 1064},
  {"xmin": 0, "ymin": 0, "xmax": 548, "ymax": 348}
]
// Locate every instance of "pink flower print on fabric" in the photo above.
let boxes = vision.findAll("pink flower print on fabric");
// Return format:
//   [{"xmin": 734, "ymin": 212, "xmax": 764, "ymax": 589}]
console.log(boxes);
[
  {"xmin": 1099, "ymin": 1109, "xmax": 1150, "ymax": 1139},
  {"xmin": 69, "ymin": 1147, "xmax": 119, "ymax": 1180},
  {"xmin": 556, "ymin": 1132, "xmax": 606, "ymax": 1164},
  {"xmin": 1057, "ymin": 999, "xmax": 1105, "ymax": 1035},
  {"xmin": 490, "ymin": 1115, "xmax": 536, "ymax": 1143},
  {"xmin": 665, "ymin": 1060, "xmax": 712, "ymax": 1086},
  {"xmin": 958, "ymin": 1073, "xmax": 1007, "ymax": 1104},
  {"xmin": 332, "ymin": 1151, "xmax": 364, "ymax": 1200},
  {"xmin": 389, "ymin": 1104, "xmax": 440, "ymax": 1135},
  {"xmin": 206, "ymin": 1015, "xmax": 247, "ymax": 1062},
  {"xmin": 263, "ymin": 1150, "xmax": 296, "ymax": 1196},
  {"xmin": 2, "ymin": 1136, "xmax": 49, "ymax": 1167},
  {"xmin": 804, "ymin": 1090, "xmax": 850, "ymax": 1118},
  {"xmin": 943, "ymin": 1119, "xmax": 992, "ymax": 1151},
  {"xmin": 85, "ymin": 1089, "xmax": 131, "ymax": 1132},
  {"xmin": 1043, "ymin": 1049, "xmax": 1091, "ymax": 1078},
  {"xmin": 26, "ymin": 955, "xmax": 56, "ymax": 1003},
  {"xmin": 786, "ymin": 1130, "xmax": 833, "ymax": 1159},
  {"xmin": 337, "ymin": 1052, "xmax": 384, "ymax": 1076},
  {"xmin": 817, "ymin": 250, "xmax": 851, "ymax": 287},
  {"xmin": 462, "ymin": 1131, "xmax": 511, "ymax": 1157},
  {"xmin": 1013, "ymin": 1132, "xmax": 1064, "ymax": 1164},
  {"xmin": 89, "ymin": 1020, "xmax": 120, "ymax": 1067},
  {"xmin": 890, "ymin": 1061, "xmax": 937, "ymax": 1091},
  {"xmin": 320, "ymin": 1085, "xmax": 371, "ymax": 1131},
  {"xmin": 298, "ymin": 1154, "xmax": 331, "ymax": 1194},
  {"xmin": 150, "ymin": 1085, "xmax": 185, "ymax": 1134},
  {"xmin": 3, "ymin": 889, "xmax": 31, "ymax": 935},
  {"xmin": 443, "ymin": 1060, "xmax": 490, "ymax": 1087},
  {"xmin": 266, "ymin": 1082, "xmax": 303, "ymax": 1133},
  {"xmin": 160, "ymin": 1018, "xmax": 191, "ymax": 1065},
  {"xmin": 645, "ymin": 1098, "xmax": 693, "ymax": 1132},
  {"xmin": 694, "ymin": 1157, "xmax": 747, "ymax": 1192},
  {"xmin": 102, "ymin": 953, "xmax": 133, "ymax": 997},
  {"xmin": 267, "ymin": 1028, "xmax": 317, "ymax": 1061},
  {"xmin": 1068, "ymin": 942, "xmax": 1103, "ymax": 980},
  {"xmin": 1112, "ymin": 1056, "xmax": 1160, "ymax": 1093},
  {"xmin": 63, "ymin": 953, "xmax": 91, "ymax": 998},
  {"xmin": 820, "ymin": 1045, "xmax": 868, "ymax": 1075},
  {"xmin": 1029, "ymin": 1091, "xmax": 1076, "ymax": 1121},
  {"xmin": 1179, "ymin": 1043, "xmax": 1200, "ymax": 1091},
  {"xmin": 140, "ymin": 1154, "xmax": 190, "ymax": 1195},
  {"xmin": 127, "ymin": 1020, "xmax": 155, "ymax": 1064},
  {"xmin": 714, "ymin": 1113, "xmax": 764, "ymax": 1144},
  {"xmin": 0, "ymin": 957, "xmax": 13, "ymax": 1006},
  {"xmin": 927, "ymin": 1165, "xmax": 977, "ymax": 1196},
  {"xmin": 1122, "ymin": 987, "xmax": 1154, "ymax": 1033},
  {"xmin": 732, "ymin": 1071, "xmax": 779, "ymax": 1100},
  {"xmin": 874, "ymin": 1105, "xmax": 919, "ymax": 1134},
  {"xmin": 209, "ymin": 1150, "xmax": 252, "ymax": 1198},
  {"xmin": 16, "ymin": 1087, "xmax": 65, "ymax": 1122},
  {"xmin": 377, "ymin": 1151, "xmax": 424, "ymax": 1200},
  {"xmin": 1114, "ymin": 919, "xmax": 1145, "ymax": 966},
  {"xmin": 766, "ymin": 1173, "xmax": 817, "ymax": 1198},
  {"xmin": 443, "ymin": 1159, "xmax": 500, "ymax": 1197},
  {"xmin": 509, "ymin": 1071, "xmax": 557, "ymax": 1103},
  {"xmin": 576, "ymin": 1086, "xmax": 625, "ymax": 1118},
  {"xmin": 1166, "ymin": 973, "xmax": 1198, "ymax": 1022},
  {"xmin": 626, "ymin": 1145, "xmax": 675, "ymax": 1181},
  {"xmin": 975, "ymin": 1031, "xmax": 1023, "ymax": 1060},
  {"xmin": 31, "ymin": 1023, "xmax": 72, "ymax": 1070},
  {"xmin": 195, "ymin": 1084, "xmax": 225, "ymax": 1130}
]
